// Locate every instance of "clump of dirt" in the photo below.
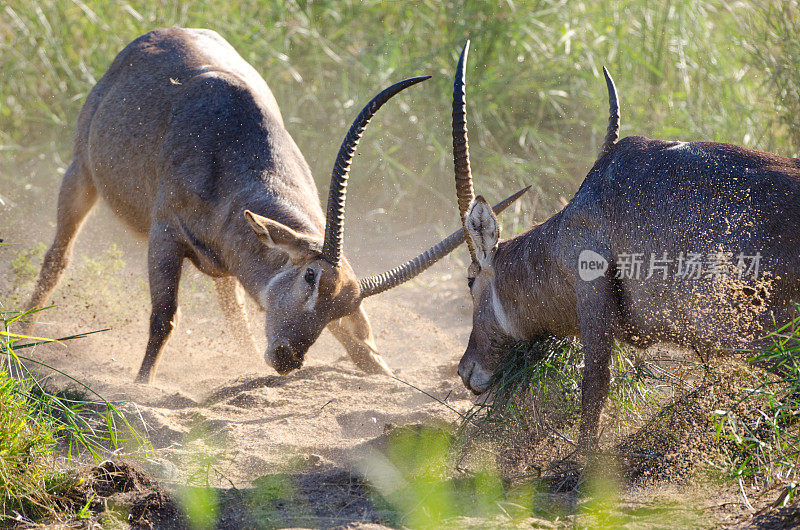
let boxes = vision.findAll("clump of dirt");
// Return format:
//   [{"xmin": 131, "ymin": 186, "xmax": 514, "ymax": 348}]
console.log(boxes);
[
  {"xmin": 751, "ymin": 501, "xmax": 800, "ymax": 529},
  {"xmin": 127, "ymin": 490, "xmax": 187, "ymax": 529},
  {"xmin": 59, "ymin": 461, "xmax": 188, "ymax": 529},
  {"xmin": 83, "ymin": 461, "xmax": 153, "ymax": 497}
]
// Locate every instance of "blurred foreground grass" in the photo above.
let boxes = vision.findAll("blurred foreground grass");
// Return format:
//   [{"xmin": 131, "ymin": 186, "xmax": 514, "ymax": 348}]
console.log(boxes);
[{"xmin": 1, "ymin": 0, "xmax": 798, "ymax": 227}]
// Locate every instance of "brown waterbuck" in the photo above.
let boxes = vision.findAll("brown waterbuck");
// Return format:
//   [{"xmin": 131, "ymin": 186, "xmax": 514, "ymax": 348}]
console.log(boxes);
[
  {"xmin": 450, "ymin": 41, "xmax": 800, "ymax": 447},
  {"xmin": 23, "ymin": 28, "xmax": 527, "ymax": 383}
]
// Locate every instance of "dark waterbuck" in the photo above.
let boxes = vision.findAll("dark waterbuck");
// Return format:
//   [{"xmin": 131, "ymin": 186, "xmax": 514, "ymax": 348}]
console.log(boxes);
[
  {"xmin": 23, "ymin": 28, "xmax": 526, "ymax": 383},
  {"xmin": 449, "ymin": 41, "xmax": 800, "ymax": 447}
]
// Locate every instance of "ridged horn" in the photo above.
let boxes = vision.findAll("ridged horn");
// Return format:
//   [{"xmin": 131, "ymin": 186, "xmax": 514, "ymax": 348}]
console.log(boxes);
[
  {"xmin": 598, "ymin": 66, "xmax": 620, "ymax": 158},
  {"xmin": 452, "ymin": 41, "xmax": 476, "ymax": 262},
  {"xmin": 321, "ymin": 75, "xmax": 431, "ymax": 267},
  {"xmin": 358, "ymin": 186, "xmax": 530, "ymax": 298}
]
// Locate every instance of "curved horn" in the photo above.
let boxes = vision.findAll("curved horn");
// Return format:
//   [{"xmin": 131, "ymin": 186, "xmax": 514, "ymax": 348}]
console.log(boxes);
[
  {"xmin": 358, "ymin": 186, "xmax": 530, "ymax": 298},
  {"xmin": 597, "ymin": 66, "xmax": 620, "ymax": 158},
  {"xmin": 452, "ymin": 41, "xmax": 477, "ymax": 262},
  {"xmin": 321, "ymin": 75, "xmax": 431, "ymax": 267}
]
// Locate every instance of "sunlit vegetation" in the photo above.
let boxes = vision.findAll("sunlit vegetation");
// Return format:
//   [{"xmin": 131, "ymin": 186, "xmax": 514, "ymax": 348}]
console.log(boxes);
[{"xmin": 1, "ymin": 1, "xmax": 798, "ymax": 228}]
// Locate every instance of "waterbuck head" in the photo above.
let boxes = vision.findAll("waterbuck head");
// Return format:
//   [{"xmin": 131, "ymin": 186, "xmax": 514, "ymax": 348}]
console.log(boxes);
[
  {"xmin": 240, "ymin": 77, "xmax": 430, "ymax": 374},
  {"xmin": 450, "ymin": 42, "xmax": 620, "ymax": 393},
  {"xmin": 244, "ymin": 208, "xmax": 364, "ymax": 374}
]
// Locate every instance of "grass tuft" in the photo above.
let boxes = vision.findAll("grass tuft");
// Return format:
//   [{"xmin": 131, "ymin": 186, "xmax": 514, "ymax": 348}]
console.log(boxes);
[{"xmin": 0, "ymin": 364, "xmax": 62, "ymax": 520}]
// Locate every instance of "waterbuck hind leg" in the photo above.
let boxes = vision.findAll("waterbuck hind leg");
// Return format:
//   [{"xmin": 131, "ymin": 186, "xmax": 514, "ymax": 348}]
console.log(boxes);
[
  {"xmin": 575, "ymin": 271, "xmax": 619, "ymax": 450},
  {"xmin": 213, "ymin": 276, "xmax": 259, "ymax": 356},
  {"xmin": 23, "ymin": 161, "xmax": 98, "ymax": 334},
  {"xmin": 328, "ymin": 304, "xmax": 392, "ymax": 376},
  {"xmin": 135, "ymin": 226, "xmax": 184, "ymax": 384}
]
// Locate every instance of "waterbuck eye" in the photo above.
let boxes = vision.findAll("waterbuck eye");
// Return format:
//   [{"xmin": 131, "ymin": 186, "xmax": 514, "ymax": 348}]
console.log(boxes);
[
  {"xmin": 467, "ymin": 277, "xmax": 475, "ymax": 289},
  {"xmin": 304, "ymin": 268, "xmax": 316, "ymax": 285}
]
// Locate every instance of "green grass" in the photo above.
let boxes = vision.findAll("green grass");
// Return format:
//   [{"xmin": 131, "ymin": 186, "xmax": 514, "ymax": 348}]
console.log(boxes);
[
  {"xmin": 2, "ymin": 1, "xmax": 800, "ymax": 523},
  {"xmin": 0, "ymin": 307, "xmax": 150, "ymax": 523},
  {"xmin": 365, "ymin": 425, "xmax": 531, "ymax": 527},
  {"xmin": 462, "ymin": 336, "xmax": 659, "ymax": 448},
  {"xmin": 459, "ymin": 319, "xmax": 799, "ymax": 510},
  {"xmin": 712, "ymin": 306, "xmax": 800, "ymax": 504},
  {"xmin": 360, "ymin": 423, "xmax": 703, "ymax": 528},
  {"xmin": 1, "ymin": 0, "xmax": 798, "ymax": 230},
  {"xmin": 8, "ymin": 242, "xmax": 45, "ymax": 294},
  {"xmin": 0, "ymin": 364, "xmax": 62, "ymax": 520},
  {"xmin": 740, "ymin": 2, "xmax": 800, "ymax": 150}
]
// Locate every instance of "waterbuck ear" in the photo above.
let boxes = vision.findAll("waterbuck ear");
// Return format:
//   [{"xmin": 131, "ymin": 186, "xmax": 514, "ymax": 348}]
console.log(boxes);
[
  {"xmin": 465, "ymin": 196, "xmax": 499, "ymax": 266},
  {"xmin": 244, "ymin": 210, "xmax": 322, "ymax": 264}
]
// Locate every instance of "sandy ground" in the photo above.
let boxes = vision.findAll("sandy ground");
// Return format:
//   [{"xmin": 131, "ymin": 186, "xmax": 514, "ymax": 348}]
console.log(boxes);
[{"xmin": 1, "ymin": 202, "xmax": 794, "ymax": 527}]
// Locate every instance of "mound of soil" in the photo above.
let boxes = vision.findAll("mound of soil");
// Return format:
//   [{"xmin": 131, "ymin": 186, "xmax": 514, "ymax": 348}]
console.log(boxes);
[{"xmin": 61, "ymin": 461, "xmax": 187, "ymax": 529}]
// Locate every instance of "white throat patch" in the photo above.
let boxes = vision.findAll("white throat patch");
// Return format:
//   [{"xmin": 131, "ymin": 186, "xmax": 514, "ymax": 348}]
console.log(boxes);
[{"xmin": 490, "ymin": 282, "xmax": 519, "ymax": 338}]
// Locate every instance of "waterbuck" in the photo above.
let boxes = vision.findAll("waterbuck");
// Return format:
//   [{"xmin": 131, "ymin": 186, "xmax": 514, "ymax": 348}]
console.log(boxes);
[
  {"xmin": 450, "ymin": 41, "xmax": 800, "ymax": 447},
  {"xmin": 23, "ymin": 28, "xmax": 527, "ymax": 383}
]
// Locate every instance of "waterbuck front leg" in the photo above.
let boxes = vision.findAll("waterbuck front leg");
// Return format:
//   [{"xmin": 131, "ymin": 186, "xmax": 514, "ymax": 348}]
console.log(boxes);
[
  {"xmin": 23, "ymin": 161, "xmax": 97, "ymax": 335},
  {"xmin": 213, "ymin": 276, "xmax": 259, "ymax": 356},
  {"xmin": 575, "ymin": 270, "xmax": 619, "ymax": 450},
  {"xmin": 328, "ymin": 304, "xmax": 392, "ymax": 376},
  {"xmin": 135, "ymin": 226, "xmax": 184, "ymax": 384}
]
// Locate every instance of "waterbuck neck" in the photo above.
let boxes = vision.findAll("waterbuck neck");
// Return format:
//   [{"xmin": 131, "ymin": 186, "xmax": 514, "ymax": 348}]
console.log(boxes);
[{"xmin": 491, "ymin": 211, "xmax": 579, "ymax": 338}]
